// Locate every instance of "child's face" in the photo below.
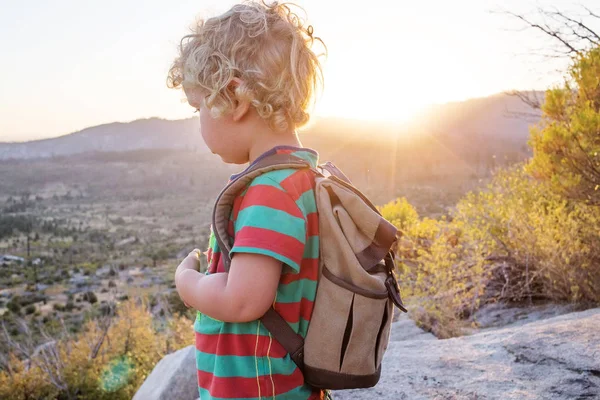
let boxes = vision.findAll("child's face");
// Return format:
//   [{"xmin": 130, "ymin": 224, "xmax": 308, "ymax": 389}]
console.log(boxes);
[{"xmin": 184, "ymin": 87, "xmax": 249, "ymax": 164}]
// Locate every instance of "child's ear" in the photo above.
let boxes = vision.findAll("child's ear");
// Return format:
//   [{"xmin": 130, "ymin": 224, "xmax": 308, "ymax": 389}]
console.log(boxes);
[{"xmin": 229, "ymin": 78, "xmax": 250, "ymax": 122}]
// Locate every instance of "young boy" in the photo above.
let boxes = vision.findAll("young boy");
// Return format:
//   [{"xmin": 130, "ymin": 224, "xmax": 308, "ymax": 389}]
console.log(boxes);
[{"xmin": 168, "ymin": 2, "xmax": 328, "ymax": 399}]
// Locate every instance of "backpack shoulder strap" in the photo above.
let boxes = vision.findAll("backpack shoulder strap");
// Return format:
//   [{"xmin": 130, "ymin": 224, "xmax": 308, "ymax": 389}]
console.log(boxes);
[
  {"xmin": 319, "ymin": 161, "xmax": 352, "ymax": 184},
  {"xmin": 211, "ymin": 153, "xmax": 313, "ymax": 370}
]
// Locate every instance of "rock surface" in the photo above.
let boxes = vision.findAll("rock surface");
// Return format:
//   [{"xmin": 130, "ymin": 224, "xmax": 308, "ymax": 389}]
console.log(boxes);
[
  {"xmin": 334, "ymin": 307, "xmax": 600, "ymax": 400},
  {"xmin": 134, "ymin": 304, "xmax": 600, "ymax": 400},
  {"xmin": 133, "ymin": 345, "xmax": 197, "ymax": 400},
  {"xmin": 468, "ymin": 301, "xmax": 582, "ymax": 333},
  {"xmin": 389, "ymin": 313, "xmax": 437, "ymax": 342}
]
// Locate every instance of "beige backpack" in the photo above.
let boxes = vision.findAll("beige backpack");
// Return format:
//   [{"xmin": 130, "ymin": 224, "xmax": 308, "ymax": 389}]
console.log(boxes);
[{"xmin": 212, "ymin": 153, "xmax": 407, "ymax": 390}]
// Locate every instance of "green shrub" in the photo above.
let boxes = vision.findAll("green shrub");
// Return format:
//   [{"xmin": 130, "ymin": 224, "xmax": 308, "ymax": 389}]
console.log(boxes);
[
  {"xmin": 83, "ymin": 291, "xmax": 98, "ymax": 304},
  {"xmin": 7, "ymin": 300, "xmax": 21, "ymax": 314},
  {"xmin": 527, "ymin": 47, "xmax": 600, "ymax": 205}
]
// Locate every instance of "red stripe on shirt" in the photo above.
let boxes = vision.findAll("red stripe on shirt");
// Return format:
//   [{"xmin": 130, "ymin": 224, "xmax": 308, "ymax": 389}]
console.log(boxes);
[
  {"xmin": 227, "ymin": 220, "xmax": 234, "ymax": 237},
  {"xmin": 233, "ymin": 227, "xmax": 304, "ymax": 266},
  {"xmin": 215, "ymin": 256, "xmax": 226, "ymax": 273},
  {"xmin": 306, "ymin": 213, "xmax": 319, "ymax": 236},
  {"xmin": 208, "ymin": 253, "xmax": 225, "ymax": 274},
  {"xmin": 195, "ymin": 332, "xmax": 288, "ymax": 358},
  {"xmin": 197, "ymin": 368, "xmax": 305, "ymax": 398},
  {"xmin": 231, "ymin": 193, "xmax": 245, "ymax": 221},
  {"xmin": 280, "ymin": 171, "xmax": 315, "ymax": 201},
  {"xmin": 236, "ymin": 185, "xmax": 304, "ymax": 218},
  {"xmin": 274, "ymin": 298, "xmax": 314, "ymax": 323},
  {"xmin": 275, "ymin": 149, "xmax": 296, "ymax": 155},
  {"xmin": 280, "ymin": 258, "xmax": 319, "ymax": 284}
]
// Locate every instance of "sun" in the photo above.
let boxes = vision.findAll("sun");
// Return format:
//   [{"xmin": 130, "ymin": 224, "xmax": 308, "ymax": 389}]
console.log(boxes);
[
  {"xmin": 312, "ymin": 40, "xmax": 485, "ymax": 126},
  {"xmin": 316, "ymin": 92, "xmax": 423, "ymax": 123},
  {"xmin": 312, "ymin": 60, "xmax": 431, "ymax": 124}
]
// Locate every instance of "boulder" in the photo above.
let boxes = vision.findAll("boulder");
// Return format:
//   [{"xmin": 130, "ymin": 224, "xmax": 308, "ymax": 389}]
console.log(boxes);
[
  {"xmin": 468, "ymin": 301, "xmax": 581, "ymax": 333},
  {"xmin": 389, "ymin": 311, "xmax": 436, "ymax": 342},
  {"xmin": 133, "ymin": 345, "xmax": 197, "ymax": 400},
  {"xmin": 334, "ymin": 307, "xmax": 600, "ymax": 399},
  {"xmin": 135, "ymin": 306, "xmax": 600, "ymax": 400}
]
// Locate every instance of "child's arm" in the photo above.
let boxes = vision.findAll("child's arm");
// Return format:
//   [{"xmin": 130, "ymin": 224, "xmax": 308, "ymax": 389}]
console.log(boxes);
[
  {"xmin": 175, "ymin": 251, "xmax": 282, "ymax": 323},
  {"xmin": 178, "ymin": 174, "xmax": 308, "ymax": 323}
]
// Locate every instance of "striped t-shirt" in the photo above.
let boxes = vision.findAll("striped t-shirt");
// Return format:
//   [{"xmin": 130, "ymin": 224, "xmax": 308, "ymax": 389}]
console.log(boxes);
[{"xmin": 195, "ymin": 146, "xmax": 325, "ymax": 400}]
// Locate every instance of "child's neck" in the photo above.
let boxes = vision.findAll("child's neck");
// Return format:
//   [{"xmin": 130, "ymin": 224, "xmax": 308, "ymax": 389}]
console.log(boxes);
[{"xmin": 248, "ymin": 132, "xmax": 302, "ymax": 164}]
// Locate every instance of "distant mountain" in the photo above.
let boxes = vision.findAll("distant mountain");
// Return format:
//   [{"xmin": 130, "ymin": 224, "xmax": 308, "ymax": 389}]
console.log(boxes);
[
  {"xmin": 296, "ymin": 92, "xmax": 543, "ymax": 206},
  {"xmin": 413, "ymin": 91, "xmax": 543, "ymax": 144},
  {"xmin": 0, "ymin": 92, "xmax": 542, "ymax": 161},
  {"xmin": 0, "ymin": 117, "xmax": 207, "ymax": 160}
]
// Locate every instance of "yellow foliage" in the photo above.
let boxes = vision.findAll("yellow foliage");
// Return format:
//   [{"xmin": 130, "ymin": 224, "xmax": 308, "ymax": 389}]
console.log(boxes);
[
  {"xmin": 379, "ymin": 197, "xmax": 419, "ymax": 232},
  {"xmin": 0, "ymin": 353, "xmax": 57, "ymax": 400},
  {"xmin": 166, "ymin": 315, "xmax": 195, "ymax": 354},
  {"xmin": 386, "ymin": 166, "xmax": 600, "ymax": 338},
  {"xmin": 0, "ymin": 299, "xmax": 195, "ymax": 399}
]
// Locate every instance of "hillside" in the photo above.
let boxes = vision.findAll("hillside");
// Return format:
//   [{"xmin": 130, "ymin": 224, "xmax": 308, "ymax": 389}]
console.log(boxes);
[
  {"xmin": 0, "ymin": 118, "xmax": 207, "ymax": 160},
  {"xmin": 0, "ymin": 92, "xmax": 543, "ymax": 213},
  {"xmin": 414, "ymin": 91, "xmax": 542, "ymax": 143},
  {"xmin": 0, "ymin": 92, "xmax": 541, "ymax": 163}
]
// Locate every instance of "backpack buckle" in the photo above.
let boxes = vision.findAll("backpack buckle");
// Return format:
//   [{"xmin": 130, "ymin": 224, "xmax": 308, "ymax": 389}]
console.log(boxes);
[
  {"xmin": 383, "ymin": 252, "xmax": 408, "ymax": 313},
  {"xmin": 385, "ymin": 273, "xmax": 408, "ymax": 313}
]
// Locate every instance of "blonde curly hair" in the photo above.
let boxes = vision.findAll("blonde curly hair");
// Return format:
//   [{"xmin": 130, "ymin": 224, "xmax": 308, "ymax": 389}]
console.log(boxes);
[{"xmin": 167, "ymin": 1, "xmax": 326, "ymax": 132}]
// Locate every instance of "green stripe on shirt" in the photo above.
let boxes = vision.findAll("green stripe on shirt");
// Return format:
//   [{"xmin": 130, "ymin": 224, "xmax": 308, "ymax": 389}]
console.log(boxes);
[
  {"xmin": 196, "ymin": 352, "xmax": 297, "ymax": 378},
  {"xmin": 194, "ymin": 314, "xmax": 310, "ymax": 337},
  {"xmin": 229, "ymin": 247, "xmax": 301, "ymax": 273},
  {"xmin": 234, "ymin": 206, "xmax": 306, "ymax": 243},
  {"xmin": 296, "ymin": 190, "xmax": 317, "ymax": 215}
]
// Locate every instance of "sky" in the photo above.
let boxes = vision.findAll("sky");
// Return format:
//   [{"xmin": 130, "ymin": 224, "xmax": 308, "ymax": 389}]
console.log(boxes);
[{"xmin": 0, "ymin": 0, "xmax": 595, "ymax": 142}]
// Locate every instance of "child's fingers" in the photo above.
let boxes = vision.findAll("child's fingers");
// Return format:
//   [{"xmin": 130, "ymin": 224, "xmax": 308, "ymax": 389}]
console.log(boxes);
[{"xmin": 188, "ymin": 248, "xmax": 203, "ymax": 259}]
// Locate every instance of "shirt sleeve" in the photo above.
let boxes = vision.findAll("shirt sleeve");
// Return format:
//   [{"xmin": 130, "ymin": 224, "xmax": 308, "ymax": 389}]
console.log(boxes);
[{"xmin": 229, "ymin": 175, "xmax": 307, "ymax": 274}]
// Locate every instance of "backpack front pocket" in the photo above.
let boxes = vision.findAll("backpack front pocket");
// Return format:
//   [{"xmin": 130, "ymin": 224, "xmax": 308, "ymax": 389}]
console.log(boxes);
[{"xmin": 303, "ymin": 266, "xmax": 390, "ymax": 389}]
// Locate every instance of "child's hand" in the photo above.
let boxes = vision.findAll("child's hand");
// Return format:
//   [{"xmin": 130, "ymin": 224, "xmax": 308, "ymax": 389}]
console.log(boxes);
[
  {"xmin": 175, "ymin": 249, "xmax": 203, "ymax": 308},
  {"xmin": 181, "ymin": 249, "xmax": 202, "ymax": 271}
]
